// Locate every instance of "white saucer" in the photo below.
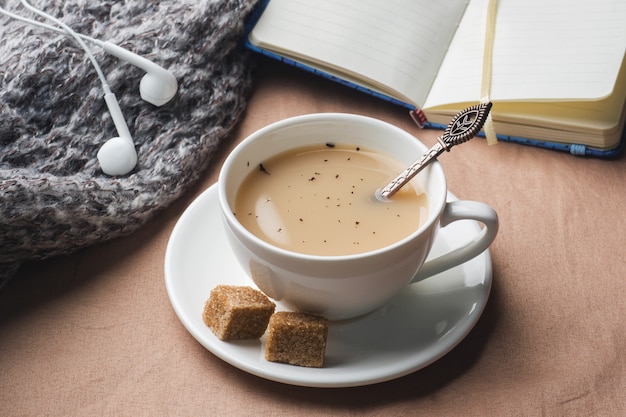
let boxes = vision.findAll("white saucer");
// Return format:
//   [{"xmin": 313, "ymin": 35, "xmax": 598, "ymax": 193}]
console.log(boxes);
[{"xmin": 164, "ymin": 184, "xmax": 492, "ymax": 388}]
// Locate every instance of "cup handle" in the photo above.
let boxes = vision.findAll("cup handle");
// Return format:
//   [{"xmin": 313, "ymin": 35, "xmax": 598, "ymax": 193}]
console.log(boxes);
[{"xmin": 411, "ymin": 200, "xmax": 499, "ymax": 283}]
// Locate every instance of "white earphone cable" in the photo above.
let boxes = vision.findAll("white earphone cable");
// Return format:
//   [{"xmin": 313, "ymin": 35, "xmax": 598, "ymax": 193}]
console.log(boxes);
[
  {"xmin": 5, "ymin": 0, "xmax": 112, "ymax": 94},
  {"xmin": 0, "ymin": 4, "xmax": 103, "ymax": 47}
]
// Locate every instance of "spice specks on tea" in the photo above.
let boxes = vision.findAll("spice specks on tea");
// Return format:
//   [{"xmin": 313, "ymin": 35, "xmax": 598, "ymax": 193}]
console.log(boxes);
[
  {"xmin": 259, "ymin": 163, "xmax": 270, "ymax": 175},
  {"xmin": 234, "ymin": 143, "xmax": 428, "ymax": 256}
]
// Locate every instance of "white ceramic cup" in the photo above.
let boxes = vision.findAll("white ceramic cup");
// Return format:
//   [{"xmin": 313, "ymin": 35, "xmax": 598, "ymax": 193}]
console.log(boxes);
[{"xmin": 218, "ymin": 113, "xmax": 498, "ymax": 320}]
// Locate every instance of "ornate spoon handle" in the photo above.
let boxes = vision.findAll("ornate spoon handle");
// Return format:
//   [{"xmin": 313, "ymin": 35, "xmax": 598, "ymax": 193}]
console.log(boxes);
[{"xmin": 378, "ymin": 102, "xmax": 493, "ymax": 200}]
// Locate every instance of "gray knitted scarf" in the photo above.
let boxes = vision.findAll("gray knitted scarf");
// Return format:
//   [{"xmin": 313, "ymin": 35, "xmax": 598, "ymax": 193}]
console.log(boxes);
[{"xmin": 0, "ymin": 0, "xmax": 258, "ymax": 286}]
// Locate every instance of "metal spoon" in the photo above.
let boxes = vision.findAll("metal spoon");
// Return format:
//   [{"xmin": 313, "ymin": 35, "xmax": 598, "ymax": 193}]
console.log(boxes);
[{"xmin": 378, "ymin": 102, "xmax": 493, "ymax": 200}]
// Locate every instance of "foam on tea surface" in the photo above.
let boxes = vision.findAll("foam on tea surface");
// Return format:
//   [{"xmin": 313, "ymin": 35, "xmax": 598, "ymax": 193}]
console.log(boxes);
[{"xmin": 234, "ymin": 144, "xmax": 428, "ymax": 256}]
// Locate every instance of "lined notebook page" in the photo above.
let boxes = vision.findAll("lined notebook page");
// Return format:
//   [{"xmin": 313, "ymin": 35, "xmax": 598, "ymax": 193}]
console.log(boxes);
[
  {"xmin": 425, "ymin": 0, "xmax": 626, "ymax": 109},
  {"xmin": 249, "ymin": 0, "xmax": 468, "ymax": 107}
]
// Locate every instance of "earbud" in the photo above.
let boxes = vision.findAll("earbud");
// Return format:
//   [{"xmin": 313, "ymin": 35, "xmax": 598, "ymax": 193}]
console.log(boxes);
[
  {"xmin": 102, "ymin": 41, "xmax": 178, "ymax": 107},
  {"xmin": 97, "ymin": 136, "xmax": 137, "ymax": 176},
  {"xmin": 97, "ymin": 92, "xmax": 138, "ymax": 176}
]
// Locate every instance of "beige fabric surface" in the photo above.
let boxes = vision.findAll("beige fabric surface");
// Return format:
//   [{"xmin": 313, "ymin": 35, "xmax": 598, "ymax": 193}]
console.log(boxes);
[{"xmin": 1, "ymin": 59, "xmax": 625, "ymax": 416}]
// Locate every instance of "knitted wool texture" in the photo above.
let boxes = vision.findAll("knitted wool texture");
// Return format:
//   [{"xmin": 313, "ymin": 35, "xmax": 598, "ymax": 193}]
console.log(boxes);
[{"xmin": 0, "ymin": 0, "xmax": 258, "ymax": 282}]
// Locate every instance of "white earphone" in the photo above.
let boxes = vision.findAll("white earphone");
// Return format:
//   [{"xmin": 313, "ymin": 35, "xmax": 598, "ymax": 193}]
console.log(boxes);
[
  {"xmin": 0, "ymin": 1, "xmax": 178, "ymax": 176},
  {"xmin": 101, "ymin": 41, "xmax": 178, "ymax": 107},
  {"xmin": 95, "ymin": 41, "xmax": 178, "ymax": 175}
]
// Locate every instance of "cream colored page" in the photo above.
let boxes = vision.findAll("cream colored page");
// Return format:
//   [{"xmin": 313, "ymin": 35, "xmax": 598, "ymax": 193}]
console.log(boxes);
[
  {"xmin": 424, "ymin": 0, "xmax": 626, "ymax": 109},
  {"xmin": 249, "ymin": 0, "xmax": 468, "ymax": 107}
]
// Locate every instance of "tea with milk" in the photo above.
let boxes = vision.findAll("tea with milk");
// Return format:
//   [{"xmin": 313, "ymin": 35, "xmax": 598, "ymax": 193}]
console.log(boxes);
[{"xmin": 234, "ymin": 144, "xmax": 428, "ymax": 256}]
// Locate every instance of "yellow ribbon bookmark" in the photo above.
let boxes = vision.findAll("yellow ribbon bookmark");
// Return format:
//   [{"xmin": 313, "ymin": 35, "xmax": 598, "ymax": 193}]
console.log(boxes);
[{"xmin": 481, "ymin": 0, "xmax": 498, "ymax": 145}]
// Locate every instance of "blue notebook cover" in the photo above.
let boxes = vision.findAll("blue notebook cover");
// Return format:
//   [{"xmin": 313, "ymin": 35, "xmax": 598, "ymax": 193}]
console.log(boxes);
[{"xmin": 243, "ymin": 0, "xmax": 625, "ymax": 158}]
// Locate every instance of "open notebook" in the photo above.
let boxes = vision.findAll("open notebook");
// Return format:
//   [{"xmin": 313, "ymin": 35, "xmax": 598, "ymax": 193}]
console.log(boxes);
[{"xmin": 245, "ymin": 0, "xmax": 626, "ymax": 157}]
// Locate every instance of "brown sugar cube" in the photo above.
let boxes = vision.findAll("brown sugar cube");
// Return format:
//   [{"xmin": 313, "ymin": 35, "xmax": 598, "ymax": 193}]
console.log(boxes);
[
  {"xmin": 203, "ymin": 285, "xmax": 275, "ymax": 340},
  {"xmin": 265, "ymin": 312, "xmax": 329, "ymax": 368}
]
